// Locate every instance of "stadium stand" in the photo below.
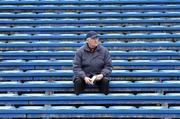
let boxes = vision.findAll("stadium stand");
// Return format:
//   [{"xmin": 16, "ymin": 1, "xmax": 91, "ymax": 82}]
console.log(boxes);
[{"xmin": 0, "ymin": 0, "xmax": 180, "ymax": 118}]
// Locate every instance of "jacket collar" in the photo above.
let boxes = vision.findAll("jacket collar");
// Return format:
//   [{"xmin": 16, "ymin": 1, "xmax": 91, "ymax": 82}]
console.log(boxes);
[{"xmin": 84, "ymin": 43, "xmax": 101, "ymax": 52}]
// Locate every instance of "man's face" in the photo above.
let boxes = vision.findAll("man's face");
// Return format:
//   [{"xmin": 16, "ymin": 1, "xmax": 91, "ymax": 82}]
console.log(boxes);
[{"xmin": 86, "ymin": 36, "xmax": 99, "ymax": 48}]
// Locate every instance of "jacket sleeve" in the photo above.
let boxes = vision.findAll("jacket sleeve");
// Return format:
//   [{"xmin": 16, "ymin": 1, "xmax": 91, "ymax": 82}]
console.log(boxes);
[
  {"xmin": 101, "ymin": 49, "xmax": 112, "ymax": 77},
  {"xmin": 73, "ymin": 50, "xmax": 86, "ymax": 79}
]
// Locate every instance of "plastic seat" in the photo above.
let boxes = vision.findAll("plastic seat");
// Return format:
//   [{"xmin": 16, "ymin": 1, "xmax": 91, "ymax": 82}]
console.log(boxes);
[{"xmin": 139, "ymin": 106, "xmax": 166, "ymax": 110}]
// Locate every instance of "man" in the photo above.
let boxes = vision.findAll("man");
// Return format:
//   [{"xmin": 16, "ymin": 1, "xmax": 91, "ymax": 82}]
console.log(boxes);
[{"xmin": 73, "ymin": 31, "xmax": 112, "ymax": 95}]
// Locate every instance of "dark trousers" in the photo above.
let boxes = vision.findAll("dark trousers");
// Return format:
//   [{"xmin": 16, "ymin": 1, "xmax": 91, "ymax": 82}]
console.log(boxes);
[{"xmin": 74, "ymin": 77, "xmax": 109, "ymax": 95}]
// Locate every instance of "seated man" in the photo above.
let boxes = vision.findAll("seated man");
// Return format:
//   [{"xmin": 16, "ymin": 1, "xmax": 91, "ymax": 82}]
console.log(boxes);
[{"xmin": 73, "ymin": 31, "xmax": 112, "ymax": 95}]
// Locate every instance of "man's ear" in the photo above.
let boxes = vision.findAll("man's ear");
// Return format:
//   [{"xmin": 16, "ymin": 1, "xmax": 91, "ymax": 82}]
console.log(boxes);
[{"xmin": 86, "ymin": 38, "xmax": 89, "ymax": 42}]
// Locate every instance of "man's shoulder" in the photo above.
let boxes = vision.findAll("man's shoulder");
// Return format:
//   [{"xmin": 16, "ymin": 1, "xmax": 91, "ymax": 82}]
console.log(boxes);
[{"xmin": 76, "ymin": 44, "xmax": 86, "ymax": 53}]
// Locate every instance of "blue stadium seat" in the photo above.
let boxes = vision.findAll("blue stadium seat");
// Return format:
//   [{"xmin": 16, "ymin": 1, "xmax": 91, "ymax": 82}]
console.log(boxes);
[
  {"xmin": 0, "ymin": 12, "xmax": 180, "ymax": 18},
  {"xmin": 1, "ymin": 69, "xmax": 180, "ymax": 77},
  {"xmin": 0, "ymin": 0, "xmax": 180, "ymax": 5},
  {"xmin": 0, "ymin": 5, "xmax": 179, "ymax": 10},
  {"xmin": 1, "ymin": 50, "xmax": 179, "ymax": 57},
  {"xmin": 0, "ymin": 93, "xmax": 179, "ymax": 105},
  {"xmin": 1, "ymin": 25, "xmax": 180, "ymax": 32},
  {"xmin": 1, "ymin": 59, "xmax": 180, "ymax": 70},
  {"xmin": 0, "ymin": 80, "xmax": 180, "ymax": 92},
  {"xmin": 1, "ymin": 106, "xmax": 179, "ymax": 118},
  {"xmin": 1, "ymin": 41, "xmax": 180, "ymax": 47},
  {"xmin": 0, "ymin": 18, "xmax": 179, "ymax": 24}
]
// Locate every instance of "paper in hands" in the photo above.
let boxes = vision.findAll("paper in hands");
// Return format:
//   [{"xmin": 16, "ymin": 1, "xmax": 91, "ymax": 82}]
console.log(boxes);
[{"xmin": 90, "ymin": 75, "xmax": 96, "ymax": 85}]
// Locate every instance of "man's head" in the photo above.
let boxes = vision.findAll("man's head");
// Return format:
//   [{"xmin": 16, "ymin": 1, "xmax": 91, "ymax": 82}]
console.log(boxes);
[{"xmin": 86, "ymin": 31, "xmax": 99, "ymax": 49}]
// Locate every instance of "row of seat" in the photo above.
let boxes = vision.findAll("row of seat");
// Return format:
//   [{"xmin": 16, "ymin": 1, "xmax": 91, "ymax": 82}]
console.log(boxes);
[
  {"xmin": 0, "ymin": 18, "xmax": 179, "ymax": 24},
  {"xmin": 0, "ymin": 33, "xmax": 179, "ymax": 39},
  {"xmin": 0, "ymin": 25, "xmax": 179, "ymax": 31},
  {"xmin": 0, "ymin": 106, "xmax": 180, "ymax": 118},
  {"xmin": 1, "ymin": 41, "xmax": 180, "ymax": 47},
  {"xmin": 0, "ymin": 80, "xmax": 179, "ymax": 92},
  {"xmin": 0, "ymin": 51, "xmax": 179, "ymax": 60},
  {"xmin": 1, "ymin": 50, "xmax": 180, "ymax": 56},
  {"xmin": 0, "ymin": 60, "xmax": 179, "ymax": 70},
  {"xmin": 1, "ymin": 59, "xmax": 179, "ymax": 66},
  {"xmin": 0, "ymin": 59, "xmax": 180, "ymax": 70},
  {"xmin": 0, "ymin": 93, "xmax": 179, "ymax": 105},
  {"xmin": 0, "ymin": 0, "xmax": 179, "ymax": 4},
  {"xmin": 0, "ymin": 12, "xmax": 179, "ymax": 17},
  {"xmin": 1, "ymin": 70, "xmax": 180, "ymax": 77},
  {"xmin": 0, "ymin": 5, "xmax": 179, "ymax": 10}
]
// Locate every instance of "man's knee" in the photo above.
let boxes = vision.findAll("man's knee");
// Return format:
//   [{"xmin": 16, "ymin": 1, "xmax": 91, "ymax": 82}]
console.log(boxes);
[
  {"xmin": 74, "ymin": 77, "xmax": 86, "ymax": 95},
  {"xmin": 101, "ymin": 77, "xmax": 109, "ymax": 88},
  {"xmin": 96, "ymin": 77, "xmax": 109, "ymax": 95}
]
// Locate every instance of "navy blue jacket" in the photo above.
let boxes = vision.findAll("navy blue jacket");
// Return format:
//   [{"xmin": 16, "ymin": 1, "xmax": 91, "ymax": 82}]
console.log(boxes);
[{"xmin": 73, "ymin": 43, "xmax": 112, "ymax": 80}]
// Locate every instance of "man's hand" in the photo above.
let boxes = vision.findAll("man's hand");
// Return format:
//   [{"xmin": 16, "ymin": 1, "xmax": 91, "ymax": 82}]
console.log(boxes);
[
  {"xmin": 84, "ymin": 77, "xmax": 92, "ymax": 85},
  {"xmin": 96, "ymin": 74, "xmax": 104, "ymax": 81},
  {"xmin": 90, "ymin": 75, "xmax": 96, "ymax": 85}
]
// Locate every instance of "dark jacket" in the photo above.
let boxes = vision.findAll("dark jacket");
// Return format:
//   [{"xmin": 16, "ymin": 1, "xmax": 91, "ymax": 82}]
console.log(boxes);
[{"xmin": 73, "ymin": 43, "xmax": 112, "ymax": 80}]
